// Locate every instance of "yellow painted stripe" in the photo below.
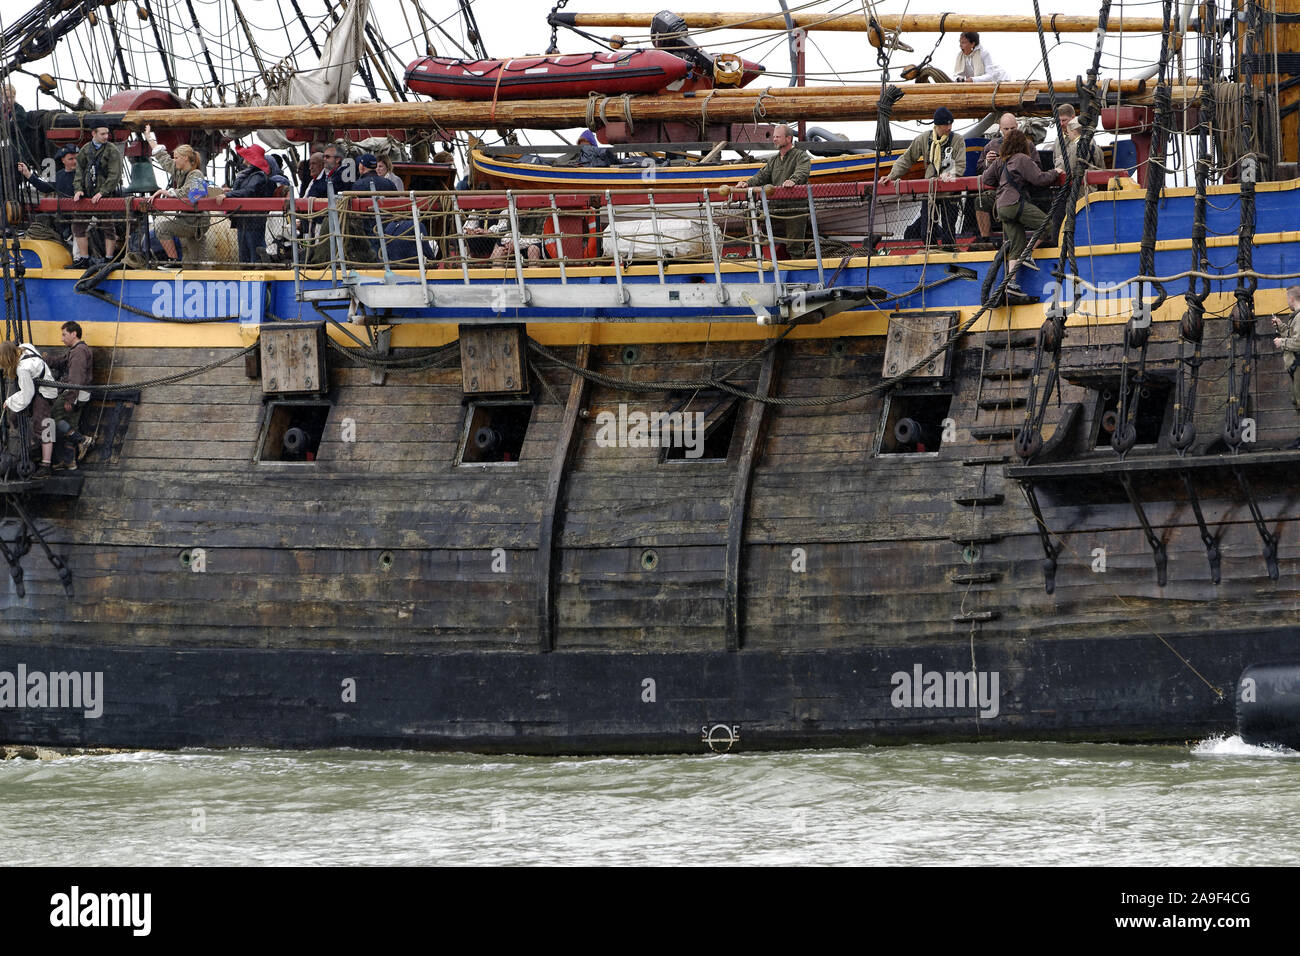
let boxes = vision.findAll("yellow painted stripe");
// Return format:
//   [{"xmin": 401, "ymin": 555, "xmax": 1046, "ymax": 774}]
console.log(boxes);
[
  {"xmin": 20, "ymin": 230, "xmax": 1300, "ymax": 347},
  {"xmin": 24, "ymin": 284, "xmax": 1293, "ymax": 348}
]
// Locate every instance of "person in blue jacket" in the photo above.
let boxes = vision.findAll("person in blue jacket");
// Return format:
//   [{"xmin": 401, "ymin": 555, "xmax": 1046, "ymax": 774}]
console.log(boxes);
[{"xmin": 351, "ymin": 154, "xmax": 398, "ymax": 193}]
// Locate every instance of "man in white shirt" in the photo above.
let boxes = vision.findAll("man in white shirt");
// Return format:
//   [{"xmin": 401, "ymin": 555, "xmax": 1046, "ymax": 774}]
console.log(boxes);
[{"xmin": 953, "ymin": 31, "xmax": 1009, "ymax": 83}]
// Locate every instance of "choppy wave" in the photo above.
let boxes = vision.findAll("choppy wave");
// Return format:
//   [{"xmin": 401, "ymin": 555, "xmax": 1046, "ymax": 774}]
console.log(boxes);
[
  {"xmin": 4, "ymin": 741, "xmax": 1300, "ymax": 865},
  {"xmin": 1190, "ymin": 734, "xmax": 1300, "ymax": 757}
]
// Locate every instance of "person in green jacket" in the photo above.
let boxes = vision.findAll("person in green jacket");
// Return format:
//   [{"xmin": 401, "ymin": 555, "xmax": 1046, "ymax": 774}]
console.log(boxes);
[
  {"xmin": 1273, "ymin": 285, "xmax": 1300, "ymax": 448},
  {"xmin": 735, "ymin": 124, "xmax": 812, "ymax": 258},
  {"xmin": 70, "ymin": 125, "xmax": 125, "ymax": 266},
  {"xmin": 144, "ymin": 125, "xmax": 211, "ymax": 266}
]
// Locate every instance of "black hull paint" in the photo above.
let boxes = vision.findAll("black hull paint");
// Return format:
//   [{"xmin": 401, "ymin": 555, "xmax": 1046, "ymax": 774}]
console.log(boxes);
[{"xmin": 0, "ymin": 628, "xmax": 1282, "ymax": 754}]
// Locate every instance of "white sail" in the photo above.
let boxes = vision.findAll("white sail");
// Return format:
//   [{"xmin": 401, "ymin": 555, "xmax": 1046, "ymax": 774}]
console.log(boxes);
[{"xmin": 257, "ymin": 0, "xmax": 370, "ymax": 149}]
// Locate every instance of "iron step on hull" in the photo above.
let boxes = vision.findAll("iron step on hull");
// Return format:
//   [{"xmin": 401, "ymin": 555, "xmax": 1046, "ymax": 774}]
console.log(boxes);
[{"xmin": 0, "ymin": 629, "xmax": 1281, "ymax": 755}]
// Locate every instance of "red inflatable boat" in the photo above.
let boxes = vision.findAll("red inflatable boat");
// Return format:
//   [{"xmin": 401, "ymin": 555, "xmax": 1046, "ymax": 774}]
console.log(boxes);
[{"xmin": 405, "ymin": 49, "xmax": 763, "ymax": 100}]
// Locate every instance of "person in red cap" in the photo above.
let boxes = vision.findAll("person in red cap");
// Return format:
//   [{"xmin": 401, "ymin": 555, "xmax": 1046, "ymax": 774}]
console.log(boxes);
[{"xmin": 216, "ymin": 143, "xmax": 273, "ymax": 263}]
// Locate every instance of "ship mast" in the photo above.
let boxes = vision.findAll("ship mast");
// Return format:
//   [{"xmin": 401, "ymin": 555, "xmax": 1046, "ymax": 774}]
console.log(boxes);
[
  {"xmin": 1254, "ymin": 0, "xmax": 1300, "ymax": 164},
  {"xmin": 68, "ymin": 79, "xmax": 1198, "ymax": 132},
  {"xmin": 549, "ymin": 11, "xmax": 1182, "ymax": 38}
]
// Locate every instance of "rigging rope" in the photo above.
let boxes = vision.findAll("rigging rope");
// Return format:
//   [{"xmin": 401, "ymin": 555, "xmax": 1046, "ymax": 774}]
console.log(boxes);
[
  {"xmin": 1015, "ymin": 0, "xmax": 1114, "ymax": 460},
  {"xmin": 1112, "ymin": 0, "xmax": 1175, "ymax": 458},
  {"xmin": 1224, "ymin": 0, "xmax": 1262, "ymax": 451},
  {"xmin": 1171, "ymin": 0, "xmax": 1219, "ymax": 453}
]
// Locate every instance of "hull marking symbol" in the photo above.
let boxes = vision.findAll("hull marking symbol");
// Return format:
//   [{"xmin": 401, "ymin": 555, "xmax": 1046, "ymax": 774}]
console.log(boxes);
[{"xmin": 701, "ymin": 724, "xmax": 740, "ymax": 753}]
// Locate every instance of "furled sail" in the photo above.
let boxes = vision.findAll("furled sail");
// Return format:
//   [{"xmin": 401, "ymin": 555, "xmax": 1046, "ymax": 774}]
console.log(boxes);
[{"xmin": 257, "ymin": 0, "xmax": 369, "ymax": 148}]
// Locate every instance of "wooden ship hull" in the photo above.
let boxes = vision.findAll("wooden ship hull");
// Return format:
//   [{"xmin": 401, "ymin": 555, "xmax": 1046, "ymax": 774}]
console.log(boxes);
[
  {"xmin": 5, "ymin": 1, "xmax": 1300, "ymax": 754},
  {"xmin": 5, "ymin": 170, "xmax": 1300, "ymax": 753}
]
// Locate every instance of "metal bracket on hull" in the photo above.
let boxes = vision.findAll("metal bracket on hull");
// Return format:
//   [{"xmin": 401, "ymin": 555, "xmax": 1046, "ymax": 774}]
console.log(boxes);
[
  {"xmin": 1, "ymin": 493, "xmax": 73, "ymax": 597},
  {"xmin": 1231, "ymin": 463, "xmax": 1280, "ymax": 581},
  {"xmin": 1178, "ymin": 469, "xmax": 1222, "ymax": 584},
  {"xmin": 1009, "ymin": 449, "xmax": 1300, "ymax": 589},
  {"xmin": 1018, "ymin": 481, "xmax": 1061, "ymax": 595},
  {"xmin": 1117, "ymin": 472, "xmax": 1168, "ymax": 587}
]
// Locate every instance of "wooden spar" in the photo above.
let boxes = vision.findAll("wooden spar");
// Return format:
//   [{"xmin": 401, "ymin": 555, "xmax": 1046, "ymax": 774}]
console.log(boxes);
[
  {"xmin": 550, "ymin": 12, "xmax": 1176, "ymax": 35},
  {"xmin": 103, "ymin": 84, "xmax": 1200, "ymax": 131},
  {"xmin": 675, "ymin": 78, "xmax": 1164, "ymax": 98}
]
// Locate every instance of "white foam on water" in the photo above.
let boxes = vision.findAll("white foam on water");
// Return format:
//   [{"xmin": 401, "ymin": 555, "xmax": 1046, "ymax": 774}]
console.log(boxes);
[{"xmin": 1191, "ymin": 734, "xmax": 1300, "ymax": 757}]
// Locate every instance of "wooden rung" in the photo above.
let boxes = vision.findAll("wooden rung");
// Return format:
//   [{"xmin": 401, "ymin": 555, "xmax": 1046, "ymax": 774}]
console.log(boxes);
[
  {"xmin": 969, "ymin": 425, "xmax": 1016, "ymax": 440},
  {"xmin": 983, "ymin": 333, "xmax": 1038, "ymax": 351},
  {"xmin": 951, "ymin": 533, "xmax": 1003, "ymax": 545},
  {"xmin": 983, "ymin": 367, "xmax": 1033, "ymax": 380},
  {"xmin": 952, "ymin": 610, "xmax": 1001, "ymax": 623},
  {"xmin": 954, "ymin": 493, "xmax": 1005, "ymax": 506},
  {"xmin": 951, "ymin": 571, "xmax": 1002, "ymax": 584},
  {"xmin": 978, "ymin": 396, "xmax": 1027, "ymax": 410}
]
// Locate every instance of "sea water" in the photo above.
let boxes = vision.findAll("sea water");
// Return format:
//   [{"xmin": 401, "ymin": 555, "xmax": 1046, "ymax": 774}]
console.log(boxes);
[{"xmin": 1, "ymin": 738, "xmax": 1297, "ymax": 866}]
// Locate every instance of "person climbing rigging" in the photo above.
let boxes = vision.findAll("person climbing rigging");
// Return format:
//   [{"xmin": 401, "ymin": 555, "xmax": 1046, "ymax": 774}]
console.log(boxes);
[{"xmin": 981, "ymin": 127, "xmax": 1059, "ymax": 297}]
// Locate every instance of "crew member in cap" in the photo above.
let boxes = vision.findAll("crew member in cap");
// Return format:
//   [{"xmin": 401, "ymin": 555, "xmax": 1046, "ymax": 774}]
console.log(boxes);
[
  {"xmin": 344, "ymin": 154, "xmax": 399, "ymax": 262},
  {"xmin": 887, "ymin": 107, "xmax": 967, "ymax": 246},
  {"xmin": 352, "ymin": 154, "xmax": 399, "ymax": 193},
  {"xmin": 953, "ymin": 31, "xmax": 1009, "ymax": 83},
  {"xmin": 18, "ymin": 146, "xmax": 77, "ymax": 197},
  {"xmin": 216, "ymin": 143, "xmax": 273, "ymax": 264},
  {"xmin": 18, "ymin": 147, "xmax": 79, "ymax": 247}
]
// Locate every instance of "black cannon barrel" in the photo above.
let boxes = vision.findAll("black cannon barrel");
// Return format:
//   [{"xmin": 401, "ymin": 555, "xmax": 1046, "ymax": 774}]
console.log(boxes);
[{"xmin": 894, "ymin": 418, "xmax": 927, "ymax": 447}]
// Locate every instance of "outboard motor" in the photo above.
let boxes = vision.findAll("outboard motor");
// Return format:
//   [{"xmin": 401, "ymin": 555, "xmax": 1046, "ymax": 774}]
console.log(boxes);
[
  {"xmin": 1236, "ymin": 663, "xmax": 1300, "ymax": 750},
  {"xmin": 651, "ymin": 10, "xmax": 713, "ymax": 75}
]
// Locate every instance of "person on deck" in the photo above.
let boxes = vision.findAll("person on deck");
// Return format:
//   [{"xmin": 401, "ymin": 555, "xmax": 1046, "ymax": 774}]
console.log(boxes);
[
  {"xmin": 1055, "ymin": 118, "xmax": 1106, "ymax": 177},
  {"xmin": 736, "ymin": 123, "xmax": 811, "ymax": 257},
  {"xmin": 70, "ymin": 125, "xmax": 124, "ymax": 268},
  {"xmin": 2, "ymin": 85, "xmax": 35, "ymax": 172},
  {"xmin": 145, "ymin": 126, "xmax": 211, "ymax": 267},
  {"xmin": 18, "ymin": 146, "xmax": 77, "ymax": 197},
  {"xmin": 352, "ymin": 154, "xmax": 398, "ymax": 194},
  {"xmin": 341, "ymin": 155, "xmax": 400, "ymax": 263},
  {"xmin": 18, "ymin": 147, "xmax": 79, "ymax": 246},
  {"xmin": 1272, "ymin": 285, "xmax": 1300, "ymax": 449},
  {"xmin": 307, "ymin": 144, "xmax": 346, "ymax": 199},
  {"xmin": 1, "ymin": 340, "xmax": 58, "ymax": 478},
  {"xmin": 738, "ymin": 123, "xmax": 810, "ymax": 190},
  {"xmin": 216, "ymin": 144, "xmax": 273, "ymax": 264},
  {"xmin": 974, "ymin": 112, "xmax": 1019, "ymax": 245},
  {"xmin": 981, "ymin": 127, "xmax": 1059, "ymax": 296},
  {"xmin": 376, "ymin": 156, "xmax": 404, "ymax": 190},
  {"xmin": 301, "ymin": 151, "xmax": 325, "ymax": 198},
  {"xmin": 46, "ymin": 321, "xmax": 95, "ymax": 468},
  {"xmin": 1049, "ymin": 104, "xmax": 1077, "ymax": 171},
  {"xmin": 953, "ymin": 31, "xmax": 1009, "ymax": 83},
  {"xmin": 887, "ymin": 107, "xmax": 967, "ymax": 247},
  {"xmin": 576, "ymin": 129, "xmax": 618, "ymax": 167}
]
